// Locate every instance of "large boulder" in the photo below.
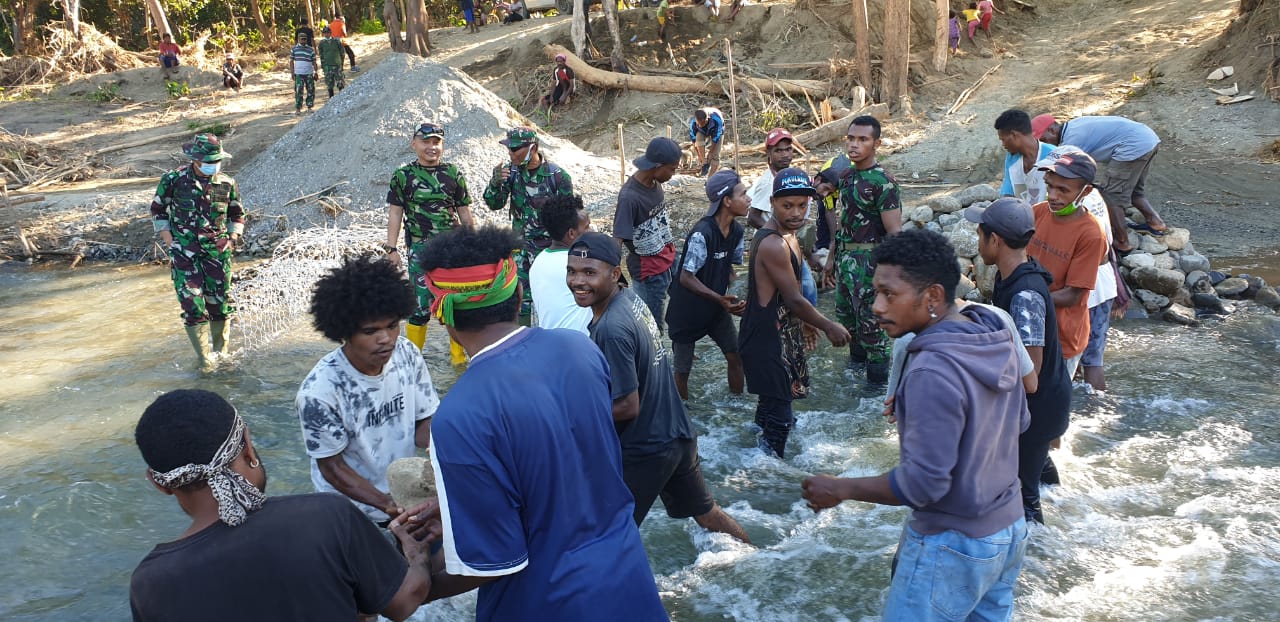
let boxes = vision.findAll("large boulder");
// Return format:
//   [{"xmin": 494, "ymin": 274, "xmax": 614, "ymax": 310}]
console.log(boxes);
[
  {"xmin": 1122, "ymin": 252, "xmax": 1156, "ymax": 270},
  {"xmin": 1185, "ymin": 270, "xmax": 1210, "ymax": 290},
  {"xmin": 1151, "ymin": 252, "xmax": 1178, "ymax": 271},
  {"xmin": 1134, "ymin": 289, "xmax": 1169, "ymax": 313},
  {"xmin": 955, "ymin": 184, "xmax": 1000, "ymax": 206},
  {"xmin": 1131, "ymin": 266, "xmax": 1184, "ymax": 296},
  {"xmin": 1179, "ymin": 253, "xmax": 1211, "ymax": 274},
  {"xmin": 937, "ymin": 213, "xmax": 961, "ymax": 229},
  {"xmin": 386, "ymin": 457, "xmax": 435, "ymax": 510},
  {"xmin": 1162, "ymin": 227, "xmax": 1191, "ymax": 251},
  {"xmin": 928, "ymin": 194, "xmax": 963, "ymax": 214},
  {"xmin": 1162, "ymin": 303, "xmax": 1199, "ymax": 326},
  {"xmin": 1244, "ymin": 275, "xmax": 1266, "ymax": 299},
  {"xmin": 1170, "ymin": 287, "xmax": 1194, "ymax": 308},
  {"xmin": 909, "ymin": 205, "xmax": 934, "ymax": 223},
  {"xmin": 1138, "ymin": 235, "xmax": 1168, "ymax": 254},
  {"xmin": 1191, "ymin": 292, "xmax": 1231, "ymax": 315},
  {"xmin": 1255, "ymin": 286, "xmax": 1280, "ymax": 310},
  {"xmin": 1215, "ymin": 277, "xmax": 1249, "ymax": 298},
  {"xmin": 946, "ymin": 227, "xmax": 980, "ymax": 258},
  {"xmin": 973, "ymin": 255, "xmax": 997, "ymax": 299}
]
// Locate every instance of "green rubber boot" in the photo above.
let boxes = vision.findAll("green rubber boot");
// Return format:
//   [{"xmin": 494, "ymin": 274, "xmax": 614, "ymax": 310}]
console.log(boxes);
[
  {"xmin": 210, "ymin": 319, "xmax": 231, "ymax": 355},
  {"xmin": 184, "ymin": 323, "xmax": 215, "ymax": 372}
]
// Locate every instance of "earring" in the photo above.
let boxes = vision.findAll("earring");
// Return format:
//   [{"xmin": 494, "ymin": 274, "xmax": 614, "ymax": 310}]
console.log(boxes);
[
  {"xmin": 249, "ymin": 459, "xmax": 261, "ymax": 468},
  {"xmin": 928, "ymin": 305, "xmax": 937, "ymax": 319}
]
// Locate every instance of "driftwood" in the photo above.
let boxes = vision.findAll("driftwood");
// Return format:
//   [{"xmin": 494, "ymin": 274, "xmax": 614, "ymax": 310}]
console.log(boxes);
[
  {"xmin": 735, "ymin": 103, "xmax": 890, "ymax": 156},
  {"xmin": 2, "ymin": 193, "xmax": 45, "ymax": 207},
  {"xmin": 283, "ymin": 181, "xmax": 350, "ymax": 206},
  {"xmin": 544, "ymin": 45, "xmax": 829, "ymax": 98},
  {"xmin": 947, "ymin": 65, "xmax": 1001, "ymax": 115}
]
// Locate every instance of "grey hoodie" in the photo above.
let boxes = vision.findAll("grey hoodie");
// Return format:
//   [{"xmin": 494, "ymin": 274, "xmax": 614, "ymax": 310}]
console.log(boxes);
[{"xmin": 888, "ymin": 305, "xmax": 1030, "ymax": 538}]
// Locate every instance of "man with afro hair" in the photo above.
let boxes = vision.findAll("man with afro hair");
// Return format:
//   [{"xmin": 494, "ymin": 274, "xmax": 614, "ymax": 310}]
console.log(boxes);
[{"xmin": 296, "ymin": 255, "xmax": 440, "ymax": 526}]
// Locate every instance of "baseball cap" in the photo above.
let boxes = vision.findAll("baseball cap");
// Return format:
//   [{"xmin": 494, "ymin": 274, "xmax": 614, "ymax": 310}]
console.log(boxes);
[
  {"xmin": 500, "ymin": 126, "xmax": 538, "ymax": 149},
  {"xmin": 765, "ymin": 128, "xmax": 793, "ymax": 147},
  {"xmin": 1036, "ymin": 149, "xmax": 1096, "ymax": 183},
  {"xmin": 569, "ymin": 232, "xmax": 628, "ymax": 284},
  {"xmin": 704, "ymin": 169, "xmax": 741, "ymax": 217},
  {"xmin": 964, "ymin": 197, "xmax": 1035, "ymax": 240},
  {"xmin": 1030, "ymin": 114, "xmax": 1056, "ymax": 140},
  {"xmin": 414, "ymin": 122, "xmax": 445, "ymax": 140},
  {"xmin": 633, "ymin": 137, "xmax": 681, "ymax": 171},
  {"xmin": 815, "ymin": 155, "xmax": 850, "ymax": 186},
  {"xmin": 183, "ymin": 134, "xmax": 230, "ymax": 163},
  {"xmin": 772, "ymin": 167, "xmax": 817, "ymax": 198}
]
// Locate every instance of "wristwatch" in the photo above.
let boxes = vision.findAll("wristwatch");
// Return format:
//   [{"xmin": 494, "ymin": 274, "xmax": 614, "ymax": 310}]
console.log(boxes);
[{"xmin": 381, "ymin": 243, "xmax": 398, "ymax": 253}]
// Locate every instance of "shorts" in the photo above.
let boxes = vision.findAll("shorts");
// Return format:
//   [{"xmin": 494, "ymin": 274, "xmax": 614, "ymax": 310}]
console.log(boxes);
[
  {"xmin": 671, "ymin": 311, "xmax": 738, "ymax": 374},
  {"xmin": 1098, "ymin": 146, "xmax": 1157, "ymax": 208},
  {"xmin": 622, "ymin": 437, "xmax": 715, "ymax": 523},
  {"xmin": 1082, "ymin": 299, "xmax": 1113, "ymax": 367},
  {"xmin": 161, "ymin": 56, "xmax": 179, "ymax": 68}
]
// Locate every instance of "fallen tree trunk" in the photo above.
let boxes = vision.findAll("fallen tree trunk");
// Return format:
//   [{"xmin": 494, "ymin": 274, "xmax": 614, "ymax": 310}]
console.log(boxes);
[
  {"xmin": 734, "ymin": 102, "xmax": 889, "ymax": 155},
  {"xmin": 545, "ymin": 45, "xmax": 829, "ymax": 98}
]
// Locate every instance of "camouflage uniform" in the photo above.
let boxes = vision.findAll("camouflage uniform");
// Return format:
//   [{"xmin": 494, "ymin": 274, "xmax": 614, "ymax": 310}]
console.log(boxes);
[
  {"xmin": 483, "ymin": 127, "xmax": 574, "ymax": 318},
  {"xmin": 387, "ymin": 161, "xmax": 472, "ymax": 326},
  {"xmin": 290, "ymin": 43, "xmax": 317, "ymax": 111},
  {"xmin": 150, "ymin": 135, "xmax": 245, "ymax": 328},
  {"xmin": 834, "ymin": 163, "xmax": 901, "ymax": 366},
  {"xmin": 317, "ymin": 36, "xmax": 346, "ymax": 97}
]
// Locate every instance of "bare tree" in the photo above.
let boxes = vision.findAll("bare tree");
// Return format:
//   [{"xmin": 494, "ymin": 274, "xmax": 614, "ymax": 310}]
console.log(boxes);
[
  {"xmin": 881, "ymin": 0, "xmax": 910, "ymax": 108},
  {"xmin": 932, "ymin": 0, "xmax": 948, "ymax": 71},
  {"xmin": 849, "ymin": 0, "xmax": 871, "ymax": 94},
  {"xmin": 402, "ymin": 0, "xmax": 430, "ymax": 55},
  {"xmin": 61, "ymin": 0, "xmax": 82, "ymax": 39},
  {"xmin": 571, "ymin": 0, "xmax": 587, "ymax": 59},
  {"xmin": 384, "ymin": 0, "xmax": 404, "ymax": 50},
  {"xmin": 247, "ymin": 0, "xmax": 276, "ymax": 44},
  {"xmin": 600, "ymin": 0, "xmax": 627, "ymax": 73},
  {"xmin": 144, "ymin": 0, "xmax": 173, "ymax": 41}
]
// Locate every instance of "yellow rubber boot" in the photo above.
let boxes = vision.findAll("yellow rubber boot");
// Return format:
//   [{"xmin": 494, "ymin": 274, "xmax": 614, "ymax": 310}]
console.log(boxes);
[
  {"xmin": 184, "ymin": 323, "xmax": 215, "ymax": 372},
  {"xmin": 449, "ymin": 337, "xmax": 468, "ymax": 367},
  {"xmin": 404, "ymin": 323, "xmax": 427, "ymax": 352}
]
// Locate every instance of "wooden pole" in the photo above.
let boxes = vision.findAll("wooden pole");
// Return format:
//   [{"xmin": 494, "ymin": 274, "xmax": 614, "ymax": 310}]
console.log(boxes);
[
  {"xmin": 665, "ymin": 125, "xmax": 671, "ymax": 139},
  {"xmin": 725, "ymin": 39, "xmax": 742, "ymax": 171},
  {"xmin": 617, "ymin": 123, "xmax": 626, "ymax": 185}
]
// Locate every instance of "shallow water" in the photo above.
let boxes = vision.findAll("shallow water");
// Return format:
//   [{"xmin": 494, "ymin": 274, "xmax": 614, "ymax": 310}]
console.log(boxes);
[{"xmin": 1, "ymin": 261, "xmax": 1278, "ymax": 621}]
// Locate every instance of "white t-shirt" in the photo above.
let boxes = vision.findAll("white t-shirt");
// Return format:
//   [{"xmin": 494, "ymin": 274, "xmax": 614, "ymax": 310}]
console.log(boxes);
[
  {"xmin": 748, "ymin": 166, "xmax": 813, "ymax": 219},
  {"xmin": 296, "ymin": 336, "xmax": 439, "ymax": 521},
  {"xmin": 529, "ymin": 247, "xmax": 592, "ymax": 335},
  {"xmin": 1024, "ymin": 167, "xmax": 1116, "ymax": 307}
]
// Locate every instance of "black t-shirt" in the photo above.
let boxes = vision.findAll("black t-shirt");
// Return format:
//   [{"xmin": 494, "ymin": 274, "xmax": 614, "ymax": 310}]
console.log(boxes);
[
  {"xmin": 612, "ymin": 176, "xmax": 674, "ymax": 278},
  {"xmin": 589, "ymin": 288, "xmax": 694, "ymax": 457},
  {"xmin": 130, "ymin": 493, "xmax": 408, "ymax": 622}
]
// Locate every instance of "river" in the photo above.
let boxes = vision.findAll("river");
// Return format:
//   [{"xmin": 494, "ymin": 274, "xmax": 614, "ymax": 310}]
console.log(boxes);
[{"xmin": 1, "ymin": 259, "xmax": 1277, "ymax": 621}]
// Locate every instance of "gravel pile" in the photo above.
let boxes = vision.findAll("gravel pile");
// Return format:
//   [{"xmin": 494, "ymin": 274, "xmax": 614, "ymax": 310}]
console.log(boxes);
[{"xmin": 239, "ymin": 53, "xmax": 626, "ymax": 237}]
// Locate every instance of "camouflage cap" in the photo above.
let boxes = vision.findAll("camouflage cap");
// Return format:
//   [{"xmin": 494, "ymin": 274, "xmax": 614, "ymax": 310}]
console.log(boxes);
[
  {"xmin": 183, "ymin": 133, "xmax": 231, "ymax": 163},
  {"xmin": 499, "ymin": 126, "xmax": 538, "ymax": 149}
]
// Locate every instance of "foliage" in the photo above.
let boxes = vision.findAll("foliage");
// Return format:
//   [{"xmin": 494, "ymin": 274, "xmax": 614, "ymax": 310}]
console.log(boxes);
[
  {"xmin": 165, "ymin": 80, "xmax": 191, "ymax": 98},
  {"xmin": 754, "ymin": 107, "xmax": 799, "ymax": 134},
  {"xmin": 258, "ymin": 59, "xmax": 276, "ymax": 72},
  {"xmin": 0, "ymin": 87, "xmax": 38, "ymax": 102},
  {"xmin": 89, "ymin": 82, "xmax": 124, "ymax": 102},
  {"xmin": 357, "ymin": 18, "xmax": 386, "ymax": 34},
  {"xmin": 185, "ymin": 120, "xmax": 231, "ymax": 135}
]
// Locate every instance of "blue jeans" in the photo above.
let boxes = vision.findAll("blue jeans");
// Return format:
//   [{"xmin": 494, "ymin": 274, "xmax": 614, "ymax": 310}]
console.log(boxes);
[
  {"xmin": 883, "ymin": 517, "xmax": 1028, "ymax": 622},
  {"xmin": 632, "ymin": 261, "xmax": 678, "ymax": 335},
  {"xmin": 800, "ymin": 261, "xmax": 818, "ymax": 306}
]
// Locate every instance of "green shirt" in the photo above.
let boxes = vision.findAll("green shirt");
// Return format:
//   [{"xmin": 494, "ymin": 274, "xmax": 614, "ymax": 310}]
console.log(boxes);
[
  {"xmin": 317, "ymin": 37, "xmax": 344, "ymax": 67},
  {"xmin": 482, "ymin": 160, "xmax": 573, "ymax": 250},
  {"xmin": 836, "ymin": 163, "xmax": 900, "ymax": 245},
  {"xmin": 387, "ymin": 162, "xmax": 471, "ymax": 242}
]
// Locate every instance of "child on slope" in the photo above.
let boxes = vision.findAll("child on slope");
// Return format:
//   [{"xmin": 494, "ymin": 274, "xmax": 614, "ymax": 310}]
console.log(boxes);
[
  {"xmin": 963, "ymin": 2, "xmax": 980, "ymax": 42},
  {"xmin": 949, "ymin": 10, "xmax": 962, "ymax": 54}
]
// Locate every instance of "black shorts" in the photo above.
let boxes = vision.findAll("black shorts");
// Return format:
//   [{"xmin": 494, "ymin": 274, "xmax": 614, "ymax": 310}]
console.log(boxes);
[{"xmin": 622, "ymin": 437, "xmax": 715, "ymax": 523}]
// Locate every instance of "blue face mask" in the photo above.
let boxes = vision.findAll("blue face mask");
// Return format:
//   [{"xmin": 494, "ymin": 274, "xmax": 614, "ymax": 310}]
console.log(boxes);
[{"xmin": 198, "ymin": 162, "xmax": 221, "ymax": 176}]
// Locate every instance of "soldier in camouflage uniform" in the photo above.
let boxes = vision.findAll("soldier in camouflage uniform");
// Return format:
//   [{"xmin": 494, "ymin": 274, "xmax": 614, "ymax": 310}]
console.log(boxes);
[
  {"xmin": 385, "ymin": 122, "xmax": 474, "ymax": 365},
  {"xmin": 822, "ymin": 116, "xmax": 902, "ymax": 384},
  {"xmin": 316, "ymin": 27, "xmax": 345, "ymax": 98},
  {"xmin": 150, "ymin": 134, "xmax": 245, "ymax": 371},
  {"xmin": 482, "ymin": 127, "xmax": 574, "ymax": 323}
]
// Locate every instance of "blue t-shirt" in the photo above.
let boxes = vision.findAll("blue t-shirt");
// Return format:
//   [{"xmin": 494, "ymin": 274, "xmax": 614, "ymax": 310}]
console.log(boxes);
[
  {"xmin": 999, "ymin": 141, "xmax": 1055, "ymax": 199},
  {"xmin": 430, "ymin": 327, "xmax": 667, "ymax": 622},
  {"xmin": 688, "ymin": 109, "xmax": 725, "ymax": 142},
  {"xmin": 1060, "ymin": 116, "xmax": 1160, "ymax": 162}
]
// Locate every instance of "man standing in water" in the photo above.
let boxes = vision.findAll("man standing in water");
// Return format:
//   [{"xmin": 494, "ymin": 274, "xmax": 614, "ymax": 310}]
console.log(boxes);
[
  {"xmin": 483, "ymin": 127, "xmax": 574, "ymax": 323},
  {"xmin": 824, "ymin": 115, "xmax": 902, "ymax": 384},
  {"xmin": 297, "ymin": 256, "xmax": 440, "ymax": 527},
  {"xmin": 529, "ymin": 194, "xmax": 593, "ymax": 334},
  {"xmin": 568, "ymin": 231, "xmax": 751, "ymax": 542},
  {"xmin": 739, "ymin": 169, "xmax": 850, "ymax": 458},
  {"xmin": 151, "ymin": 133, "xmax": 244, "ymax": 372},
  {"xmin": 410, "ymin": 225, "xmax": 668, "ymax": 618},
  {"xmin": 131, "ymin": 389, "xmax": 434, "ymax": 621},
  {"xmin": 612, "ymin": 137, "xmax": 681, "ymax": 334},
  {"xmin": 802, "ymin": 229, "xmax": 1029, "ymax": 621},
  {"xmin": 385, "ymin": 122, "xmax": 474, "ymax": 365}
]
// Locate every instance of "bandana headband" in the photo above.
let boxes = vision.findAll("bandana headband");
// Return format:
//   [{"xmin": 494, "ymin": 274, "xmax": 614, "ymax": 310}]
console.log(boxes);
[
  {"xmin": 425, "ymin": 256, "xmax": 519, "ymax": 326},
  {"xmin": 148, "ymin": 411, "xmax": 266, "ymax": 527}
]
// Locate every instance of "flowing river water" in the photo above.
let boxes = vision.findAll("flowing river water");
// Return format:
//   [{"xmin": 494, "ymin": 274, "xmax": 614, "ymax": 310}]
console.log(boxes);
[{"xmin": 1, "ymin": 258, "xmax": 1278, "ymax": 621}]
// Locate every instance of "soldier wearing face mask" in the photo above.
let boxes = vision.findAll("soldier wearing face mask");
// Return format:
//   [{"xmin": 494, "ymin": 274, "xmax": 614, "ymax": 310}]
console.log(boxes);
[{"xmin": 150, "ymin": 133, "xmax": 245, "ymax": 371}]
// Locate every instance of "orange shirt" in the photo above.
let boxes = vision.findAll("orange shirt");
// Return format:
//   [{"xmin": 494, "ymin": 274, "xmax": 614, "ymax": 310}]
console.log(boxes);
[
  {"xmin": 329, "ymin": 18, "xmax": 347, "ymax": 38},
  {"xmin": 1027, "ymin": 201, "xmax": 1107, "ymax": 358}
]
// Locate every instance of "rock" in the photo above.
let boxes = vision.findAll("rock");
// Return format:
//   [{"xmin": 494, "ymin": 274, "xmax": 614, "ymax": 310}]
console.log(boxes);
[
  {"xmin": 1192, "ymin": 292, "xmax": 1231, "ymax": 315},
  {"xmin": 1138, "ymin": 235, "xmax": 1168, "ymax": 254},
  {"xmin": 1151, "ymin": 252, "xmax": 1177, "ymax": 271},
  {"xmin": 955, "ymin": 184, "xmax": 999, "ymax": 207},
  {"xmin": 946, "ymin": 227, "xmax": 980, "ymax": 258},
  {"xmin": 1209, "ymin": 270, "xmax": 1228, "ymax": 285},
  {"xmin": 1131, "ymin": 267, "xmax": 1184, "ymax": 296},
  {"xmin": 973, "ymin": 255, "xmax": 997, "ymax": 299},
  {"xmin": 929, "ymin": 195, "xmax": 963, "ymax": 214},
  {"xmin": 956, "ymin": 274, "xmax": 976, "ymax": 300},
  {"xmin": 1185, "ymin": 270, "xmax": 1210, "ymax": 290},
  {"xmin": 1162, "ymin": 227, "xmax": 1191, "ymax": 250},
  {"xmin": 1169, "ymin": 287, "xmax": 1194, "ymax": 308},
  {"xmin": 937, "ymin": 213, "xmax": 961, "ymax": 228},
  {"xmin": 909, "ymin": 205, "xmax": 934, "ymax": 223},
  {"xmin": 1121, "ymin": 252, "xmax": 1156, "ymax": 270},
  {"xmin": 1244, "ymin": 275, "xmax": 1265, "ymax": 299},
  {"xmin": 1125, "ymin": 305, "xmax": 1149, "ymax": 319},
  {"xmin": 980, "ymin": 48, "xmax": 996, "ymax": 58},
  {"xmin": 386, "ymin": 457, "xmax": 435, "ymax": 509},
  {"xmin": 1215, "ymin": 277, "xmax": 1249, "ymax": 298},
  {"xmin": 1255, "ymin": 286, "xmax": 1280, "ymax": 310},
  {"xmin": 956, "ymin": 256, "xmax": 974, "ymax": 276},
  {"xmin": 1178, "ymin": 253, "xmax": 1210, "ymax": 274},
  {"xmin": 924, "ymin": 221, "xmax": 943, "ymax": 234},
  {"xmin": 1134, "ymin": 289, "xmax": 1169, "ymax": 312},
  {"xmin": 1162, "ymin": 303, "xmax": 1199, "ymax": 326}
]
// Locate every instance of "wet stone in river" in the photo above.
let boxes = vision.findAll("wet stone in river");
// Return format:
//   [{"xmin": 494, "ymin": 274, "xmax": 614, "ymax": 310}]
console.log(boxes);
[
  {"xmin": 1254, "ymin": 285, "xmax": 1280, "ymax": 310},
  {"xmin": 1132, "ymin": 266, "xmax": 1185, "ymax": 296},
  {"xmin": 1214, "ymin": 277, "xmax": 1249, "ymax": 298},
  {"xmin": 1134, "ymin": 289, "xmax": 1170, "ymax": 313},
  {"xmin": 1162, "ymin": 303, "xmax": 1200, "ymax": 326}
]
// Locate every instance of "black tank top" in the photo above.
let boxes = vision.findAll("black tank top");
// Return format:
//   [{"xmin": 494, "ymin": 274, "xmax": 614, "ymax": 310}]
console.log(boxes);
[{"xmin": 738, "ymin": 229, "xmax": 810, "ymax": 401}]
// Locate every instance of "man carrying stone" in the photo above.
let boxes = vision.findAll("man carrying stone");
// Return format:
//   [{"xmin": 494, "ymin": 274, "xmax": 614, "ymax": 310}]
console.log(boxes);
[
  {"xmin": 802, "ymin": 228, "xmax": 1030, "ymax": 621},
  {"xmin": 666, "ymin": 169, "xmax": 749, "ymax": 400},
  {"xmin": 317, "ymin": 26, "xmax": 346, "ymax": 99},
  {"xmin": 688, "ymin": 106, "xmax": 725, "ymax": 177},
  {"xmin": 824, "ymin": 115, "xmax": 902, "ymax": 384},
  {"xmin": 409, "ymin": 225, "xmax": 668, "ymax": 619},
  {"xmin": 568, "ymin": 231, "xmax": 751, "ymax": 542},
  {"xmin": 529, "ymin": 193, "xmax": 593, "ymax": 334},
  {"xmin": 1026, "ymin": 150, "xmax": 1109, "ymax": 381},
  {"xmin": 297, "ymin": 256, "xmax": 440, "ymax": 527},
  {"xmin": 739, "ymin": 169, "xmax": 850, "ymax": 458},
  {"xmin": 1034, "ymin": 113, "xmax": 1167, "ymax": 251},
  {"xmin": 483, "ymin": 126, "xmax": 574, "ymax": 324},
  {"xmin": 130, "ymin": 389, "xmax": 434, "ymax": 622},
  {"xmin": 290, "ymin": 32, "xmax": 318, "ymax": 113},
  {"xmin": 385, "ymin": 122, "xmax": 474, "ymax": 366},
  {"xmin": 612, "ymin": 136, "xmax": 680, "ymax": 334},
  {"xmin": 150, "ymin": 133, "xmax": 244, "ymax": 372}
]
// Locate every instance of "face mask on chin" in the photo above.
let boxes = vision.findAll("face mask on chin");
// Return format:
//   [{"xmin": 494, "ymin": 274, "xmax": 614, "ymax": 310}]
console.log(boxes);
[
  {"xmin": 197, "ymin": 161, "xmax": 221, "ymax": 176},
  {"xmin": 1052, "ymin": 186, "xmax": 1086, "ymax": 217}
]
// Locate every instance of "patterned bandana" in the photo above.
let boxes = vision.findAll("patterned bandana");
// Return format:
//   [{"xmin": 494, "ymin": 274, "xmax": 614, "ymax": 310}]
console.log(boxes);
[
  {"xmin": 148, "ymin": 411, "xmax": 266, "ymax": 527},
  {"xmin": 425, "ymin": 255, "xmax": 519, "ymax": 326}
]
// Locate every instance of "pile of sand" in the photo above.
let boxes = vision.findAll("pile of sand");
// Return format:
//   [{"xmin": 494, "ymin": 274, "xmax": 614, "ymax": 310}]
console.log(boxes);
[{"xmin": 238, "ymin": 53, "xmax": 627, "ymax": 237}]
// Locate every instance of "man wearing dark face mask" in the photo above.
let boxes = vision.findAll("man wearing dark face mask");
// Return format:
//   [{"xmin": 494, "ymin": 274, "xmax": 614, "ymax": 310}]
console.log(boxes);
[{"xmin": 151, "ymin": 133, "xmax": 245, "ymax": 371}]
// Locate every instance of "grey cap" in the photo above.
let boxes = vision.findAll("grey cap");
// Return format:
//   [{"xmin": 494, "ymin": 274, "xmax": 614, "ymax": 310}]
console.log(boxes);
[
  {"xmin": 964, "ymin": 197, "xmax": 1035, "ymax": 240},
  {"xmin": 704, "ymin": 169, "xmax": 741, "ymax": 217}
]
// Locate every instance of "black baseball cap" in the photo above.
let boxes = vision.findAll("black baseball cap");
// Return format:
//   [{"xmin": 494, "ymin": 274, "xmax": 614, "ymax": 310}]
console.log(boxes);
[
  {"xmin": 569, "ymin": 232, "xmax": 627, "ymax": 284},
  {"xmin": 633, "ymin": 137, "xmax": 681, "ymax": 171},
  {"xmin": 772, "ymin": 167, "xmax": 817, "ymax": 198},
  {"xmin": 1035, "ymin": 150, "xmax": 1097, "ymax": 183},
  {"xmin": 964, "ymin": 197, "xmax": 1035, "ymax": 239},
  {"xmin": 414, "ymin": 123, "xmax": 444, "ymax": 140}
]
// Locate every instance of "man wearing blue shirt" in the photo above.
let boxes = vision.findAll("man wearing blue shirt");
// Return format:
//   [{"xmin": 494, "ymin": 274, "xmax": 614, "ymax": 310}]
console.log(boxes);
[
  {"xmin": 689, "ymin": 106, "xmax": 725, "ymax": 177},
  {"xmin": 1034, "ymin": 114, "xmax": 1166, "ymax": 252},
  {"xmin": 994, "ymin": 109, "xmax": 1055, "ymax": 203},
  {"xmin": 410, "ymin": 225, "xmax": 668, "ymax": 621}
]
